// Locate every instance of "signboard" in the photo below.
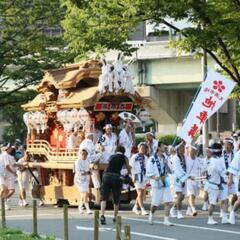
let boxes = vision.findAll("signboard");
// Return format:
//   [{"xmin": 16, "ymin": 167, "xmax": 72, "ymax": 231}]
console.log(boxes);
[
  {"xmin": 94, "ymin": 102, "xmax": 133, "ymax": 111},
  {"xmin": 177, "ymin": 70, "xmax": 236, "ymax": 144}
]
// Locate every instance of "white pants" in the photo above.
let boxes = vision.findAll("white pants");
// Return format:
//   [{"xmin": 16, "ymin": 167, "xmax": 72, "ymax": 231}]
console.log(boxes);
[
  {"xmin": 174, "ymin": 183, "xmax": 187, "ymax": 195},
  {"xmin": 187, "ymin": 179, "xmax": 199, "ymax": 197},
  {"xmin": 135, "ymin": 180, "xmax": 147, "ymax": 190},
  {"xmin": 5, "ymin": 176, "xmax": 15, "ymax": 190},
  {"xmin": 151, "ymin": 187, "xmax": 172, "ymax": 206}
]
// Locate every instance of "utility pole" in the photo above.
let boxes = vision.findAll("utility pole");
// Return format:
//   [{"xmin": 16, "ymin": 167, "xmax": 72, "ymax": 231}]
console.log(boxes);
[{"xmin": 202, "ymin": 49, "xmax": 209, "ymax": 156}]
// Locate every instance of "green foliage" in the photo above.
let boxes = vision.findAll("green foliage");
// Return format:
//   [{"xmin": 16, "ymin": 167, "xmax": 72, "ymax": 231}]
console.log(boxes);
[
  {"xmin": 0, "ymin": 227, "xmax": 55, "ymax": 239},
  {"xmin": 0, "ymin": 90, "xmax": 37, "ymax": 144},
  {"xmin": 0, "ymin": 0, "xmax": 73, "ymax": 105},
  {"xmin": 135, "ymin": 134, "xmax": 177, "ymax": 146},
  {"xmin": 157, "ymin": 134, "xmax": 177, "ymax": 145},
  {"xmin": 62, "ymin": 0, "xmax": 240, "ymax": 87}
]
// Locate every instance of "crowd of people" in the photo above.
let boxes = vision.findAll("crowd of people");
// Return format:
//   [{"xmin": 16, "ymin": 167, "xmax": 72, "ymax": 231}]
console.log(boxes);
[
  {"xmin": 0, "ymin": 140, "xmax": 43, "ymax": 210},
  {"xmin": 74, "ymin": 122, "xmax": 240, "ymax": 226},
  {"xmin": 1, "ymin": 123, "xmax": 240, "ymax": 228}
]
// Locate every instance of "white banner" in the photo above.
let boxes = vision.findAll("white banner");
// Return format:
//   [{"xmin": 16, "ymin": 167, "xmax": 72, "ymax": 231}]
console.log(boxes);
[{"xmin": 177, "ymin": 70, "xmax": 236, "ymax": 144}]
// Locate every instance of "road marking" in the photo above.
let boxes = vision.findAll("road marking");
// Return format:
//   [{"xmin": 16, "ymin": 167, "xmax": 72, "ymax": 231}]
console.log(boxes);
[
  {"xmin": 120, "ymin": 216, "xmax": 240, "ymax": 235},
  {"xmin": 76, "ymin": 225, "xmax": 178, "ymax": 240}
]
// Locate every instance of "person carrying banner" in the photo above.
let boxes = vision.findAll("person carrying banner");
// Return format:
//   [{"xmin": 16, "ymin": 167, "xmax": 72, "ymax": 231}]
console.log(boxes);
[
  {"xmin": 130, "ymin": 142, "xmax": 149, "ymax": 215},
  {"xmin": 147, "ymin": 141, "xmax": 173, "ymax": 226},
  {"xmin": 205, "ymin": 143, "xmax": 228, "ymax": 224}
]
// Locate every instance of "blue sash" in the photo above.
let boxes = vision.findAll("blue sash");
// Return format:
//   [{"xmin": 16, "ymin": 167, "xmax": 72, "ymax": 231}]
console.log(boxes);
[
  {"xmin": 152, "ymin": 153, "xmax": 167, "ymax": 187},
  {"xmin": 178, "ymin": 153, "xmax": 186, "ymax": 172},
  {"xmin": 135, "ymin": 154, "xmax": 146, "ymax": 182}
]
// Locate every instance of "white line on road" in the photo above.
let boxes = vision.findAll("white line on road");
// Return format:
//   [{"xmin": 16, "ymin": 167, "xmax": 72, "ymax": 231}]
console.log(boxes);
[
  {"xmin": 76, "ymin": 225, "xmax": 178, "ymax": 240},
  {"xmin": 120, "ymin": 216, "xmax": 240, "ymax": 235}
]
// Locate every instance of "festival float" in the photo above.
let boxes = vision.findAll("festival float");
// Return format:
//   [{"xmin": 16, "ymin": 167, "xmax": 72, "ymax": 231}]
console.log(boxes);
[{"xmin": 22, "ymin": 55, "xmax": 150, "ymax": 205}]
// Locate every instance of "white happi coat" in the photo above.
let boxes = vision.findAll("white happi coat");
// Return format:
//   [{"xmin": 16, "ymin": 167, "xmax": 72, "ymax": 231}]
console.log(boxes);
[
  {"xmin": 119, "ymin": 129, "xmax": 133, "ymax": 159},
  {"xmin": 172, "ymin": 154, "xmax": 188, "ymax": 187},
  {"xmin": 79, "ymin": 139, "xmax": 101, "ymax": 188},
  {"xmin": 129, "ymin": 153, "xmax": 148, "ymax": 181},
  {"xmin": 146, "ymin": 154, "xmax": 171, "ymax": 189},
  {"xmin": 0, "ymin": 151, "xmax": 9, "ymax": 186},
  {"xmin": 101, "ymin": 133, "xmax": 117, "ymax": 155},
  {"xmin": 205, "ymin": 156, "xmax": 227, "ymax": 190},
  {"xmin": 186, "ymin": 156, "xmax": 202, "ymax": 196},
  {"xmin": 228, "ymin": 150, "xmax": 240, "ymax": 196},
  {"xmin": 74, "ymin": 158, "xmax": 90, "ymax": 193}
]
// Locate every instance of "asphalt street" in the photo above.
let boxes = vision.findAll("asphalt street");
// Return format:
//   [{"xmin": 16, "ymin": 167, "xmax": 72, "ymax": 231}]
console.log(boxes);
[{"xmin": 3, "ymin": 201, "xmax": 240, "ymax": 240}]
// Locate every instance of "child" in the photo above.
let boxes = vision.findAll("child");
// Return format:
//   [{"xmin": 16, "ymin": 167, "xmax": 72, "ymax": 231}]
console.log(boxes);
[{"xmin": 74, "ymin": 147, "xmax": 92, "ymax": 214}]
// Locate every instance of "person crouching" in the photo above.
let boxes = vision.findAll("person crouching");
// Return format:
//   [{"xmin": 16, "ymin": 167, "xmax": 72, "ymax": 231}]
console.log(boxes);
[{"xmin": 147, "ymin": 141, "xmax": 173, "ymax": 226}]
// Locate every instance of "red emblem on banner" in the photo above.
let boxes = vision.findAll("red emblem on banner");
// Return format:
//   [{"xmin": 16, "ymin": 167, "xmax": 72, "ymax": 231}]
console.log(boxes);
[{"xmin": 213, "ymin": 80, "xmax": 226, "ymax": 93}]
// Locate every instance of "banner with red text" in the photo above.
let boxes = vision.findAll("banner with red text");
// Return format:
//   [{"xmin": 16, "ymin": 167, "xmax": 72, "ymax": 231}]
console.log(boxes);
[{"xmin": 177, "ymin": 70, "xmax": 236, "ymax": 144}]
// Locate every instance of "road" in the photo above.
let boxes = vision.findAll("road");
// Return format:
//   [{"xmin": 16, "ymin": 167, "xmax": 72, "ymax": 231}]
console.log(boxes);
[{"xmin": 3, "ymin": 200, "xmax": 240, "ymax": 240}]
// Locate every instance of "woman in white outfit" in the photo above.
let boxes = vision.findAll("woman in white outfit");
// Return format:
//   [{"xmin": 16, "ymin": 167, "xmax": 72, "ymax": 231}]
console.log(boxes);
[
  {"xmin": 5, "ymin": 147, "xmax": 17, "ymax": 209},
  {"xmin": 74, "ymin": 147, "xmax": 92, "ymax": 214},
  {"xmin": 130, "ymin": 142, "xmax": 148, "ymax": 215},
  {"xmin": 147, "ymin": 141, "xmax": 173, "ymax": 226},
  {"xmin": 0, "ymin": 143, "xmax": 17, "ymax": 208}
]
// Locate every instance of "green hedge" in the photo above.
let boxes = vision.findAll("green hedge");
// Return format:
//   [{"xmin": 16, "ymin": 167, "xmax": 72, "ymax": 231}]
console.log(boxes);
[{"xmin": 135, "ymin": 134, "xmax": 177, "ymax": 146}]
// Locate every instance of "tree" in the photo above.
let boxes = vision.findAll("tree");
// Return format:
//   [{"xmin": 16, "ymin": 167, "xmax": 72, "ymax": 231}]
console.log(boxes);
[
  {"xmin": 62, "ymin": 0, "xmax": 240, "ymax": 86},
  {"xmin": 0, "ymin": 0, "xmax": 72, "ymax": 106},
  {"xmin": 0, "ymin": 90, "xmax": 37, "ymax": 143}
]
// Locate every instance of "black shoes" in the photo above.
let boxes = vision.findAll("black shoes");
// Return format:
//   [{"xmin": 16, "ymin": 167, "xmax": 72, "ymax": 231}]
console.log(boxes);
[{"xmin": 100, "ymin": 215, "xmax": 106, "ymax": 225}]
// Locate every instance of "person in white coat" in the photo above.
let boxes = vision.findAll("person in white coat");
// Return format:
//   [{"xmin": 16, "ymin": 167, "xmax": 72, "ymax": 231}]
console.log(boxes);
[
  {"xmin": 222, "ymin": 138, "xmax": 236, "ymax": 211},
  {"xmin": 185, "ymin": 145, "xmax": 202, "ymax": 216},
  {"xmin": 147, "ymin": 141, "xmax": 173, "ymax": 226},
  {"xmin": 99, "ymin": 124, "xmax": 117, "ymax": 158},
  {"xmin": 205, "ymin": 143, "xmax": 228, "ymax": 225},
  {"xmin": 171, "ymin": 141, "xmax": 188, "ymax": 219},
  {"xmin": 0, "ymin": 143, "xmax": 17, "ymax": 209},
  {"xmin": 119, "ymin": 121, "xmax": 134, "ymax": 159},
  {"xmin": 228, "ymin": 150, "xmax": 240, "ymax": 224},
  {"xmin": 201, "ymin": 147, "xmax": 213, "ymax": 211},
  {"xmin": 74, "ymin": 147, "xmax": 92, "ymax": 214},
  {"xmin": 130, "ymin": 142, "xmax": 148, "ymax": 215},
  {"xmin": 79, "ymin": 133, "xmax": 101, "ymax": 189}
]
